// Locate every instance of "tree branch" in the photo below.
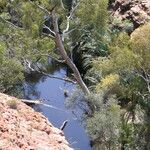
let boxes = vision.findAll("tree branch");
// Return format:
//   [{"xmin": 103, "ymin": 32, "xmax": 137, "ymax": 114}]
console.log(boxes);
[
  {"xmin": 60, "ymin": 0, "xmax": 65, "ymax": 9},
  {"xmin": 21, "ymin": 99, "xmax": 66, "ymax": 111},
  {"xmin": 51, "ymin": 11, "xmax": 90, "ymax": 94},
  {"xmin": 38, "ymin": 70, "xmax": 76, "ymax": 84},
  {"xmin": 60, "ymin": 120, "xmax": 68, "ymax": 130},
  {"xmin": 43, "ymin": 24, "xmax": 56, "ymax": 36},
  {"xmin": 62, "ymin": 2, "xmax": 80, "ymax": 37},
  {"xmin": 63, "ymin": 16, "xmax": 70, "ymax": 34},
  {"xmin": 38, "ymin": 54, "xmax": 66, "ymax": 63},
  {"xmin": 23, "ymin": 59, "xmax": 76, "ymax": 84},
  {"xmin": 42, "ymin": 32, "xmax": 55, "ymax": 39}
]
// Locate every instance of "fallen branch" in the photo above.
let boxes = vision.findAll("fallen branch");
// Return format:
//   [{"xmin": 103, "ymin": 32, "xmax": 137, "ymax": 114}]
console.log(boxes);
[
  {"xmin": 21, "ymin": 99, "xmax": 42, "ymax": 105},
  {"xmin": 23, "ymin": 59, "xmax": 76, "ymax": 84},
  {"xmin": 21, "ymin": 99, "xmax": 66, "ymax": 112},
  {"xmin": 60, "ymin": 120, "xmax": 68, "ymax": 130},
  {"xmin": 40, "ymin": 70, "xmax": 76, "ymax": 84}
]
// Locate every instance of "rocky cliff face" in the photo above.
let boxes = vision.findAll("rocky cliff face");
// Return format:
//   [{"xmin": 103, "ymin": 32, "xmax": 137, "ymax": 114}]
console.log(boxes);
[
  {"xmin": 109, "ymin": 0, "xmax": 150, "ymax": 32},
  {"xmin": 0, "ymin": 93, "xmax": 73, "ymax": 150}
]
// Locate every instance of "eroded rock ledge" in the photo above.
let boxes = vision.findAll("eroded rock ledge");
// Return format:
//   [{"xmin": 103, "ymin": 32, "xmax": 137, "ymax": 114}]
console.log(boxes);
[
  {"xmin": 0, "ymin": 93, "xmax": 73, "ymax": 150},
  {"xmin": 109, "ymin": 0, "xmax": 150, "ymax": 31}
]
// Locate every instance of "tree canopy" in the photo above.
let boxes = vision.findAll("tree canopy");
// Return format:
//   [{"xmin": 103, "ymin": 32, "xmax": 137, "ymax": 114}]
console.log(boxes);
[{"xmin": 0, "ymin": 0, "xmax": 150, "ymax": 149}]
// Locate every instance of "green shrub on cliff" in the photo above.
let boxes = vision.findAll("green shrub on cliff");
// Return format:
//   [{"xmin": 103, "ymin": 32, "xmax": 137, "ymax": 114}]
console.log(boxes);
[{"xmin": 89, "ymin": 24, "xmax": 150, "ymax": 149}]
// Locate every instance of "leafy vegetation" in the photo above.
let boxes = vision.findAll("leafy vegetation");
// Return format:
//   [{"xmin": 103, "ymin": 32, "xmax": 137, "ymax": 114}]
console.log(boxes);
[
  {"xmin": 86, "ymin": 23, "xmax": 150, "ymax": 149},
  {"xmin": 0, "ymin": 0, "xmax": 150, "ymax": 149}
]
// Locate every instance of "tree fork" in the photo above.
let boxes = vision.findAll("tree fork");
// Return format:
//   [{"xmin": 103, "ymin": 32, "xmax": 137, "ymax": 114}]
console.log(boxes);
[{"xmin": 51, "ymin": 11, "xmax": 90, "ymax": 95}]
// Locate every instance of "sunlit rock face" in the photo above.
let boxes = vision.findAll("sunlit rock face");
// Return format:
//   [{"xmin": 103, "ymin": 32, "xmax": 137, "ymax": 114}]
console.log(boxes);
[
  {"xmin": 109, "ymin": 0, "xmax": 150, "ymax": 32},
  {"xmin": 0, "ymin": 93, "xmax": 73, "ymax": 150}
]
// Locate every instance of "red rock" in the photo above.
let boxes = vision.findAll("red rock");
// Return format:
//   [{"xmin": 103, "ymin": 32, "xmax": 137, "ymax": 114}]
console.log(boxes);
[
  {"xmin": 110, "ymin": 0, "xmax": 150, "ymax": 30},
  {"xmin": 0, "ymin": 93, "xmax": 73, "ymax": 150}
]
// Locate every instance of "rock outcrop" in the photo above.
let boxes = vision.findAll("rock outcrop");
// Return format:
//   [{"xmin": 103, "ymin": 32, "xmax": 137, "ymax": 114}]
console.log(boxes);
[
  {"xmin": 109, "ymin": 0, "xmax": 150, "ymax": 32},
  {"xmin": 0, "ymin": 93, "xmax": 73, "ymax": 150}
]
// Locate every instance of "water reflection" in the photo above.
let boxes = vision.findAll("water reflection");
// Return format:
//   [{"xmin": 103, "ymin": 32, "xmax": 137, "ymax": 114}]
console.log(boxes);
[{"xmin": 23, "ymin": 64, "xmax": 91, "ymax": 150}]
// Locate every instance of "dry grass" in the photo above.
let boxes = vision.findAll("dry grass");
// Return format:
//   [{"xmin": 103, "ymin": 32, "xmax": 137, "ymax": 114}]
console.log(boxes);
[{"xmin": 6, "ymin": 99, "xmax": 18, "ymax": 109}]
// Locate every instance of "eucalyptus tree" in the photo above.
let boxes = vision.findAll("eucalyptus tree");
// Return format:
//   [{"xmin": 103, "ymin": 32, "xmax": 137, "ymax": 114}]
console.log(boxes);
[{"xmin": 0, "ymin": 0, "xmax": 109, "ymax": 94}]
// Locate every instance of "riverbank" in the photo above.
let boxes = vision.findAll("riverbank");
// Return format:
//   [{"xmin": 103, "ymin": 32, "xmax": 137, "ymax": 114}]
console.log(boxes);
[{"xmin": 0, "ymin": 93, "xmax": 73, "ymax": 150}]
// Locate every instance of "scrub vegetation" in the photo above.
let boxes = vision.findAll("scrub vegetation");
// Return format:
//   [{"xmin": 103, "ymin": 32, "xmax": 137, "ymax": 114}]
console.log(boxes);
[{"xmin": 0, "ymin": 0, "xmax": 150, "ymax": 149}]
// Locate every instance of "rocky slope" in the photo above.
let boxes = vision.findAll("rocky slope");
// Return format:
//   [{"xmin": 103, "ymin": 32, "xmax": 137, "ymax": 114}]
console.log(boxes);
[
  {"xmin": 109, "ymin": 0, "xmax": 150, "ymax": 32},
  {"xmin": 0, "ymin": 93, "xmax": 73, "ymax": 150}
]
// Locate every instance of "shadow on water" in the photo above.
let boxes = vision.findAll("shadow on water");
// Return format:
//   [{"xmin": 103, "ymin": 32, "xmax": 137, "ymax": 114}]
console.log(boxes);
[{"xmin": 23, "ymin": 63, "xmax": 91, "ymax": 150}]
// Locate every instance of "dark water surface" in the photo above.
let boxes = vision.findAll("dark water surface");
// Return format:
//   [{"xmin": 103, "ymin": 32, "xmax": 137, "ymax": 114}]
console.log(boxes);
[{"xmin": 23, "ymin": 65, "xmax": 91, "ymax": 150}]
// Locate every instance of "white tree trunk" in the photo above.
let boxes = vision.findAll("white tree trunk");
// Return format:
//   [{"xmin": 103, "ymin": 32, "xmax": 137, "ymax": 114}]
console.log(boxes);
[{"xmin": 52, "ymin": 12, "xmax": 90, "ymax": 95}]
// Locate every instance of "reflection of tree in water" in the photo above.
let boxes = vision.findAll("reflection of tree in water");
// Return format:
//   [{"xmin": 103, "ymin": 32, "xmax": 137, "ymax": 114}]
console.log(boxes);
[
  {"xmin": 24, "ymin": 61, "xmax": 67, "ymax": 100},
  {"xmin": 25, "ymin": 61, "xmax": 66, "ymax": 84},
  {"xmin": 5, "ymin": 84, "xmax": 24, "ymax": 98},
  {"xmin": 23, "ymin": 82, "xmax": 41, "ymax": 100},
  {"xmin": 23, "ymin": 82, "xmax": 43, "ymax": 113}
]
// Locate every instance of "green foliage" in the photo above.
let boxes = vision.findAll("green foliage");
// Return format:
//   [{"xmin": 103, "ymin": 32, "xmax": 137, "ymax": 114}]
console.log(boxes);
[
  {"xmin": 0, "ymin": 0, "xmax": 56, "ymax": 94},
  {"xmin": 85, "ymin": 94, "xmax": 121, "ymax": 150},
  {"xmin": 130, "ymin": 23, "xmax": 150, "ymax": 71},
  {"xmin": 91, "ymin": 32, "xmax": 145, "ymax": 97},
  {"xmin": 77, "ymin": 0, "xmax": 108, "ymax": 34},
  {"xmin": 110, "ymin": 16, "xmax": 134, "ymax": 33},
  {"xmin": 93, "ymin": 33, "xmax": 140, "ymax": 76},
  {"xmin": 0, "ymin": 41, "xmax": 5, "ymax": 63},
  {"xmin": 89, "ymin": 24, "xmax": 150, "ymax": 149},
  {"xmin": 67, "ymin": 0, "xmax": 110, "ymax": 74},
  {"xmin": 95, "ymin": 74, "xmax": 120, "ymax": 93},
  {"xmin": 0, "ymin": 0, "xmax": 7, "ymax": 10},
  {"xmin": 67, "ymin": 8, "xmax": 150, "ymax": 150},
  {"xmin": 66, "ymin": 90, "xmax": 121, "ymax": 149},
  {"xmin": 0, "ymin": 58, "xmax": 23, "ymax": 92},
  {"xmin": 21, "ymin": 2, "xmax": 43, "ymax": 32},
  {"xmin": 1, "ymin": 0, "xmax": 150, "ymax": 149}
]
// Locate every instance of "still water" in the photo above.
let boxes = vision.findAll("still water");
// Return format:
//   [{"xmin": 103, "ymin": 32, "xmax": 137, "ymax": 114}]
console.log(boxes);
[{"xmin": 23, "ymin": 64, "xmax": 91, "ymax": 150}]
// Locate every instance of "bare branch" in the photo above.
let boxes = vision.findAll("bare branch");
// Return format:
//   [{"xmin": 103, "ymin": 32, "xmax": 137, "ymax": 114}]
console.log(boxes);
[
  {"xmin": 39, "ymin": 54, "xmax": 66, "ymax": 63},
  {"xmin": 63, "ymin": 16, "xmax": 70, "ymax": 34},
  {"xmin": 60, "ymin": 120, "xmax": 68, "ymax": 130},
  {"xmin": 65, "ymin": 28, "xmax": 76, "ymax": 34},
  {"xmin": 69, "ymin": 2, "xmax": 80, "ymax": 19},
  {"xmin": 60, "ymin": 0, "xmax": 65, "ymax": 9},
  {"xmin": 23, "ymin": 59, "xmax": 35, "ymax": 71},
  {"xmin": 21, "ymin": 99, "xmax": 66, "ymax": 111},
  {"xmin": 62, "ymin": 2, "xmax": 80, "ymax": 41},
  {"xmin": 136, "ymin": 72, "xmax": 148, "ymax": 83},
  {"xmin": 43, "ymin": 24, "xmax": 56, "ymax": 36},
  {"xmin": 39, "ymin": 70, "xmax": 76, "ymax": 84},
  {"xmin": 23, "ymin": 59, "xmax": 76, "ymax": 84},
  {"xmin": 42, "ymin": 32, "xmax": 55, "ymax": 39}
]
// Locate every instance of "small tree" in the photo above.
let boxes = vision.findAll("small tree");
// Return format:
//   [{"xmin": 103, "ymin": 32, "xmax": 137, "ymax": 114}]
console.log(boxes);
[{"xmin": 0, "ymin": 0, "xmax": 109, "ymax": 94}]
